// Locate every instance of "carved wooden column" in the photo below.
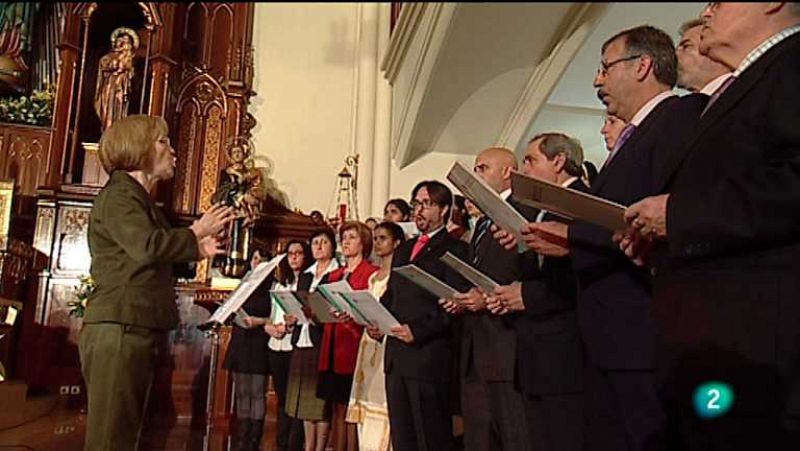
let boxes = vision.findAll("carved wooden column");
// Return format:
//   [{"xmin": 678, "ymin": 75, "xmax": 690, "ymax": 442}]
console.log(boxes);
[{"xmin": 48, "ymin": 8, "xmax": 83, "ymax": 186}]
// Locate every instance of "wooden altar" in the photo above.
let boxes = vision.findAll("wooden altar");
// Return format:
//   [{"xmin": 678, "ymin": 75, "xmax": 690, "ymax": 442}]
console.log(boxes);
[{"xmin": 0, "ymin": 2, "xmax": 320, "ymax": 428}]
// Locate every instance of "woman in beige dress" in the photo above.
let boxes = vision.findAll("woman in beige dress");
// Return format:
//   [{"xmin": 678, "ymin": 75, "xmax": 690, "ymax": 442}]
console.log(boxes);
[{"xmin": 345, "ymin": 222, "xmax": 405, "ymax": 451}]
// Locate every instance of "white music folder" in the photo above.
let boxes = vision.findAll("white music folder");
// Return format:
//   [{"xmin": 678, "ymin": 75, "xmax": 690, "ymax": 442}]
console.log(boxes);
[
  {"xmin": 447, "ymin": 161, "xmax": 530, "ymax": 250},
  {"xmin": 439, "ymin": 252, "xmax": 499, "ymax": 293},
  {"xmin": 393, "ymin": 265, "xmax": 459, "ymax": 300},
  {"xmin": 204, "ymin": 253, "xmax": 285, "ymax": 326}
]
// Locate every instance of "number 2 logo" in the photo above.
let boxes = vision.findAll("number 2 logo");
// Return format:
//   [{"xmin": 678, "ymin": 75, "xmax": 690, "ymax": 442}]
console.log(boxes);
[
  {"xmin": 706, "ymin": 388, "xmax": 721, "ymax": 410},
  {"xmin": 694, "ymin": 382, "xmax": 733, "ymax": 418}
]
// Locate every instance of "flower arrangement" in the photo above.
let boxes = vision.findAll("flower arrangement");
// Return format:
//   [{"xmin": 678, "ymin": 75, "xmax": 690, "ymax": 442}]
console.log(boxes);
[
  {"xmin": 0, "ymin": 84, "xmax": 56, "ymax": 127},
  {"xmin": 68, "ymin": 275, "xmax": 95, "ymax": 318}
]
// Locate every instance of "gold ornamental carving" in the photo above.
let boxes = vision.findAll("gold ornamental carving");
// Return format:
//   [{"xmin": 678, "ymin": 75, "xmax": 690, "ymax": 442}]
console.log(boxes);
[
  {"xmin": 175, "ymin": 104, "xmax": 198, "ymax": 214},
  {"xmin": 199, "ymin": 105, "xmax": 223, "ymax": 212}
]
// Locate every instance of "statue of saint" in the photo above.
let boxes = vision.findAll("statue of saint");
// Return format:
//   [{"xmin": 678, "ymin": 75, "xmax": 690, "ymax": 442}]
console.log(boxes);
[
  {"xmin": 94, "ymin": 27, "xmax": 139, "ymax": 131},
  {"xmin": 213, "ymin": 139, "xmax": 266, "ymax": 226}
]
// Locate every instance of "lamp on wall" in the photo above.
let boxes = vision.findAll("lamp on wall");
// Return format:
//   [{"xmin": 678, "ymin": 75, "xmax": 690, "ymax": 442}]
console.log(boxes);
[{"xmin": 328, "ymin": 154, "xmax": 360, "ymax": 224}]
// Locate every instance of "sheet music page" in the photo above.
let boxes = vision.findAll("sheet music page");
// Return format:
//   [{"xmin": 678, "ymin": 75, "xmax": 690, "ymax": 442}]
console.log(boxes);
[
  {"xmin": 439, "ymin": 252, "xmax": 499, "ymax": 293},
  {"xmin": 316, "ymin": 280, "xmax": 356, "ymax": 317},
  {"xmin": 340, "ymin": 290, "xmax": 401, "ymax": 335},
  {"xmin": 206, "ymin": 254, "xmax": 285, "ymax": 325},
  {"xmin": 300, "ymin": 291, "xmax": 341, "ymax": 324},
  {"xmin": 270, "ymin": 291, "xmax": 309, "ymax": 324},
  {"xmin": 393, "ymin": 265, "xmax": 459, "ymax": 300},
  {"xmin": 510, "ymin": 171, "xmax": 627, "ymax": 231},
  {"xmin": 447, "ymin": 161, "xmax": 530, "ymax": 247}
]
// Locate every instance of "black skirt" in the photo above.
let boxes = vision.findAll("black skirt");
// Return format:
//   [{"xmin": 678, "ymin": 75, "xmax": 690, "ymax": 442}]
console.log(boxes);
[
  {"xmin": 222, "ymin": 280, "xmax": 272, "ymax": 374},
  {"xmin": 223, "ymin": 325, "xmax": 270, "ymax": 374},
  {"xmin": 316, "ymin": 370, "xmax": 353, "ymax": 404},
  {"xmin": 315, "ymin": 327, "xmax": 354, "ymax": 404}
]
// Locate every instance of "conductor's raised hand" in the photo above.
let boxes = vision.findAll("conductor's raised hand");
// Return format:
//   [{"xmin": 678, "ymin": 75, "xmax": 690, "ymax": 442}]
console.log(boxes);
[
  {"xmin": 197, "ymin": 235, "xmax": 227, "ymax": 259},
  {"xmin": 190, "ymin": 203, "xmax": 237, "ymax": 239}
]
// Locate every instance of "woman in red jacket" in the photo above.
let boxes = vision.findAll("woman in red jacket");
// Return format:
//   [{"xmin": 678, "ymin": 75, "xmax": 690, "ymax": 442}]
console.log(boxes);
[{"xmin": 316, "ymin": 221, "xmax": 378, "ymax": 451}]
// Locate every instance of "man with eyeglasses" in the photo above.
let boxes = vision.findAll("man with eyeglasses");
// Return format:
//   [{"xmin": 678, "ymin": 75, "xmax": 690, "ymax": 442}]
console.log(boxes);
[
  {"xmin": 620, "ymin": 3, "xmax": 800, "ymax": 449},
  {"xmin": 522, "ymin": 25, "xmax": 700, "ymax": 451},
  {"xmin": 372, "ymin": 180, "xmax": 470, "ymax": 451}
]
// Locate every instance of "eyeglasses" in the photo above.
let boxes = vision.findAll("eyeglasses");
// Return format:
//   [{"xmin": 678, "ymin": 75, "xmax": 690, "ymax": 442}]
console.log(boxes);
[
  {"xmin": 597, "ymin": 54, "xmax": 642, "ymax": 77},
  {"xmin": 410, "ymin": 199, "xmax": 435, "ymax": 210}
]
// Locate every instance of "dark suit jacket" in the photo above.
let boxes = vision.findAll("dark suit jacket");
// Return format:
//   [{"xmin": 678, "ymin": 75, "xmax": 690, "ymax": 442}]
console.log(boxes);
[
  {"xmin": 569, "ymin": 95, "xmax": 690, "ymax": 370},
  {"xmin": 382, "ymin": 229, "xmax": 470, "ymax": 382},
  {"xmin": 460, "ymin": 201, "xmax": 539, "ymax": 382},
  {"xmin": 655, "ymin": 33, "xmax": 800, "ymax": 419},
  {"xmin": 515, "ymin": 179, "xmax": 587, "ymax": 396}
]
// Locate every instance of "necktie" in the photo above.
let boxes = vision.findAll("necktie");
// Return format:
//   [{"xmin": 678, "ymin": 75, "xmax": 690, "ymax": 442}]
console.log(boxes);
[
  {"xmin": 534, "ymin": 210, "xmax": 547, "ymax": 269},
  {"xmin": 410, "ymin": 234, "xmax": 430, "ymax": 261},
  {"xmin": 470, "ymin": 216, "xmax": 491, "ymax": 265},
  {"xmin": 603, "ymin": 123, "xmax": 636, "ymax": 170},
  {"xmin": 702, "ymin": 75, "xmax": 736, "ymax": 116}
]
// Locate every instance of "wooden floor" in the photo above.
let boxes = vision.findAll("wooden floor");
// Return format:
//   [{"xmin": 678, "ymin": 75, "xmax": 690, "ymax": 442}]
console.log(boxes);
[{"xmin": 0, "ymin": 394, "xmax": 281, "ymax": 451}]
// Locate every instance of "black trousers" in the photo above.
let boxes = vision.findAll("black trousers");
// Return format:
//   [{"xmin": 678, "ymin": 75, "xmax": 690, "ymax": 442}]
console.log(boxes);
[
  {"xmin": 386, "ymin": 373, "xmax": 452, "ymax": 451},
  {"xmin": 461, "ymin": 375, "xmax": 529, "ymax": 451},
  {"xmin": 269, "ymin": 349, "xmax": 304, "ymax": 451},
  {"xmin": 524, "ymin": 392, "xmax": 583, "ymax": 451},
  {"xmin": 584, "ymin": 367, "xmax": 665, "ymax": 451}
]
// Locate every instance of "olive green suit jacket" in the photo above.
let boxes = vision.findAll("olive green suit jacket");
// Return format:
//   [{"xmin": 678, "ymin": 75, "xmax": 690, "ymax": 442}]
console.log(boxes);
[{"xmin": 85, "ymin": 171, "xmax": 199, "ymax": 330}]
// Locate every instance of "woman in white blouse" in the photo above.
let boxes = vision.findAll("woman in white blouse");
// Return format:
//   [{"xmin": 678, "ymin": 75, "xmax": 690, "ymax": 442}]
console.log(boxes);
[
  {"xmin": 284, "ymin": 228, "xmax": 340, "ymax": 451},
  {"xmin": 265, "ymin": 240, "xmax": 312, "ymax": 451}
]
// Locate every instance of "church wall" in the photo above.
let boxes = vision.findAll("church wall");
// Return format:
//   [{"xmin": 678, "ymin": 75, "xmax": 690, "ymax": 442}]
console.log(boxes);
[
  {"xmin": 249, "ymin": 3, "xmax": 359, "ymax": 216},
  {"xmin": 388, "ymin": 152, "xmax": 477, "ymax": 207}
]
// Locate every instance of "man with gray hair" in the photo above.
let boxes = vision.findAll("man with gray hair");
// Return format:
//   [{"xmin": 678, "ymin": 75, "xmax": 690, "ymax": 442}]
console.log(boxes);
[
  {"xmin": 622, "ymin": 2, "xmax": 800, "ymax": 449},
  {"xmin": 488, "ymin": 132, "xmax": 588, "ymax": 451},
  {"xmin": 512, "ymin": 25, "xmax": 699, "ymax": 451},
  {"xmin": 676, "ymin": 18, "xmax": 732, "ymax": 94}
]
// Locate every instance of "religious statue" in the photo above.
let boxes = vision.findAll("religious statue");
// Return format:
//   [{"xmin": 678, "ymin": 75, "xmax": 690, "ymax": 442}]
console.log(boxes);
[
  {"xmin": 214, "ymin": 138, "xmax": 267, "ymax": 226},
  {"xmin": 94, "ymin": 27, "xmax": 139, "ymax": 131},
  {"xmin": 212, "ymin": 138, "xmax": 268, "ymax": 277}
]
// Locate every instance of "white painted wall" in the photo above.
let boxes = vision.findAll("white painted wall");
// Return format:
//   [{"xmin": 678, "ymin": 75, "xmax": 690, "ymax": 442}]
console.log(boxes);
[
  {"xmin": 388, "ymin": 152, "xmax": 477, "ymax": 207},
  {"xmin": 249, "ymin": 3, "xmax": 359, "ymax": 215}
]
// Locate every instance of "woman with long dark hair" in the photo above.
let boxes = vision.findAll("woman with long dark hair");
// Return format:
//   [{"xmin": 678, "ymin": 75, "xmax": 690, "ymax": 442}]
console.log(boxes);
[{"xmin": 266, "ymin": 240, "xmax": 313, "ymax": 451}]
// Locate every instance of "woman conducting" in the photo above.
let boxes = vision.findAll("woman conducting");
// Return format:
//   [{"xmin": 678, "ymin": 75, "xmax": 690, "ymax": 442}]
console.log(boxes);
[{"xmin": 80, "ymin": 115, "xmax": 234, "ymax": 451}]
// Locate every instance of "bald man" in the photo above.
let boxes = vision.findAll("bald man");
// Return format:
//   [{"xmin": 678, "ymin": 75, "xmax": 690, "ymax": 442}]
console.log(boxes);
[{"xmin": 446, "ymin": 147, "xmax": 537, "ymax": 451}]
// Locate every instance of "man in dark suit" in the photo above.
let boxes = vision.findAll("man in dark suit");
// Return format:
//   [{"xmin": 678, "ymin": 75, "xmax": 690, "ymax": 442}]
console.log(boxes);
[
  {"xmin": 519, "ymin": 26, "xmax": 688, "ymax": 451},
  {"xmin": 368, "ymin": 180, "xmax": 469, "ymax": 451},
  {"xmin": 621, "ymin": 4, "xmax": 800, "ymax": 449},
  {"xmin": 443, "ymin": 147, "xmax": 533, "ymax": 451},
  {"xmin": 489, "ymin": 133, "xmax": 587, "ymax": 451}
]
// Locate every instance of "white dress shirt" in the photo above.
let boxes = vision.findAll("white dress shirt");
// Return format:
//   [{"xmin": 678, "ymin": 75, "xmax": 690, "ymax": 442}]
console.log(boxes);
[{"xmin": 295, "ymin": 259, "xmax": 340, "ymax": 348}]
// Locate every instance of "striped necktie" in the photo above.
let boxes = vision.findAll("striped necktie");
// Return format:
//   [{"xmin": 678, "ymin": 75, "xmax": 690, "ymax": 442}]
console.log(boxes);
[{"xmin": 471, "ymin": 216, "xmax": 491, "ymax": 265}]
